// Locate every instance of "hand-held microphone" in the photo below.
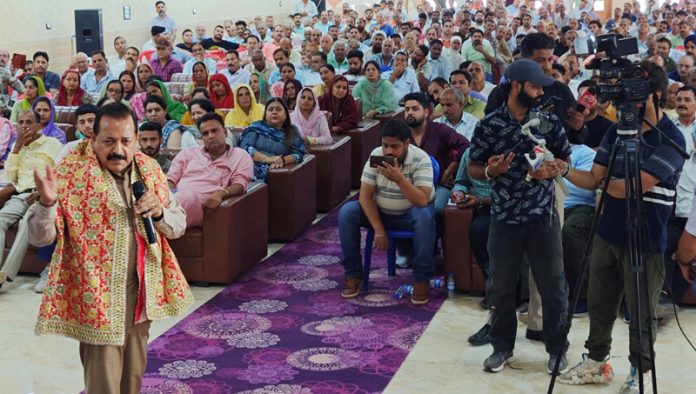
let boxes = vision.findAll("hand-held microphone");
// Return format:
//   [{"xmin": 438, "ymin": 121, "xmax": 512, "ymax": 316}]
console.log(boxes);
[
  {"xmin": 575, "ymin": 87, "xmax": 597, "ymax": 112},
  {"xmin": 132, "ymin": 181, "xmax": 157, "ymax": 244},
  {"xmin": 520, "ymin": 118, "xmax": 542, "ymax": 141},
  {"xmin": 520, "ymin": 118, "xmax": 569, "ymax": 195}
]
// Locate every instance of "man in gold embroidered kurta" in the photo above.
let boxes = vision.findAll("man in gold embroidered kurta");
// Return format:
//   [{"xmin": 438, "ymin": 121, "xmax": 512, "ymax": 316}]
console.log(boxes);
[{"xmin": 27, "ymin": 103, "xmax": 193, "ymax": 394}]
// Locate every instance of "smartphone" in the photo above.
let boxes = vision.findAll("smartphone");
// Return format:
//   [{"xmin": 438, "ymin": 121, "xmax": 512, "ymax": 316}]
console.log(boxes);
[
  {"xmin": 369, "ymin": 155, "xmax": 396, "ymax": 167},
  {"xmin": 540, "ymin": 96, "xmax": 562, "ymax": 113},
  {"xmin": 11, "ymin": 53, "xmax": 26, "ymax": 70}
]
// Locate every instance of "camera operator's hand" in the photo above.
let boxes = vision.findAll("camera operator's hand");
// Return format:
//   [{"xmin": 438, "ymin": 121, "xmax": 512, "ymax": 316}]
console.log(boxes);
[
  {"xmin": 528, "ymin": 161, "xmax": 560, "ymax": 181},
  {"xmin": 487, "ymin": 153, "xmax": 514, "ymax": 177}
]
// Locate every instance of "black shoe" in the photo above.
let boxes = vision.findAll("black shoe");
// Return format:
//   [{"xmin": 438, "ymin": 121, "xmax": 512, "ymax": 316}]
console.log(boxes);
[
  {"xmin": 483, "ymin": 350, "xmax": 514, "ymax": 373},
  {"xmin": 478, "ymin": 298, "xmax": 488, "ymax": 310},
  {"xmin": 526, "ymin": 329, "xmax": 544, "ymax": 342},
  {"xmin": 468, "ymin": 323, "xmax": 491, "ymax": 346}
]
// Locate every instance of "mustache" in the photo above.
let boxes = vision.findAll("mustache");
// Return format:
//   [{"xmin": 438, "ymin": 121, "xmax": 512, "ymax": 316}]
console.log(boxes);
[{"xmin": 107, "ymin": 153, "xmax": 127, "ymax": 161}]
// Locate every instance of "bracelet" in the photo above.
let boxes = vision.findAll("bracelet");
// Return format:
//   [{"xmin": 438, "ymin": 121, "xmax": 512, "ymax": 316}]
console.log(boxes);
[
  {"xmin": 484, "ymin": 165, "xmax": 495, "ymax": 180},
  {"xmin": 221, "ymin": 189, "xmax": 230, "ymax": 198},
  {"xmin": 561, "ymin": 163, "xmax": 571, "ymax": 178},
  {"xmin": 152, "ymin": 212, "xmax": 164, "ymax": 222}
]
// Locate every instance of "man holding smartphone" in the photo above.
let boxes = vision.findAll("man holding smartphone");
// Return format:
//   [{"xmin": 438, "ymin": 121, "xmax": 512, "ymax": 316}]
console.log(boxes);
[{"xmin": 338, "ymin": 119, "xmax": 435, "ymax": 305}]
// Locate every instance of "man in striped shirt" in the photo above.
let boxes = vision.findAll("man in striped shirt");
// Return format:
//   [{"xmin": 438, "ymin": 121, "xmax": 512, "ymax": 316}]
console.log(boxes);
[
  {"xmin": 338, "ymin": 119, "xmax": 435, "ymax": 305},
  {"xmin": 559, "ymin": 61, "xmax": 686, "ymax": 392}
]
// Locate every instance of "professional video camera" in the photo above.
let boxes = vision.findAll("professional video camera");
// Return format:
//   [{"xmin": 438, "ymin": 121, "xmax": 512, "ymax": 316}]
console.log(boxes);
[{"xmin": 584, "ymin": 34, "xmax": 649, "ymax": 131}]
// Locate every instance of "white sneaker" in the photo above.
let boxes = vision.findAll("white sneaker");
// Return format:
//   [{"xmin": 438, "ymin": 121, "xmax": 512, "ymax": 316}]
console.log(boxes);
[
  {"xmin": 395, "ymin": 255, "xmax": 411, "ymax": 268},
  {"xmin": 558, "ymin": 353, "xmax": 614, "ymax": 385},
  {"xmin": 35, "ymin": 267, "xmax": 49, "ymax": 293},
  {"xmin": 619, "ymin": 367, "xmax": 652, "ymax": 394}
]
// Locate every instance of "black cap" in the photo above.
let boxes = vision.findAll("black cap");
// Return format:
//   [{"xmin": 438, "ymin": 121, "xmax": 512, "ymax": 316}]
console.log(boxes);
[
  {"xmin": 504, "ymin": 59, "xmax": 555, "ymax": 87},
  {"xmin": 151, "ymin": 26, "xmax": 165, "ymax": 36}
]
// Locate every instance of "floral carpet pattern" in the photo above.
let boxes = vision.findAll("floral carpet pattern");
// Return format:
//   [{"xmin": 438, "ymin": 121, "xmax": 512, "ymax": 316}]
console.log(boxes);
[{"xmin": 142, "ymin": 206, "xmax": 446, "ymax": 393}]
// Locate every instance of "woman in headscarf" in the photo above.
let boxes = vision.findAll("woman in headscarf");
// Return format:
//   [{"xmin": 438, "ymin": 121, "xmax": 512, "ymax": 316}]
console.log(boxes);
[
  {"xmin": 99, "ymin": 80, "xmax": 131, "ymax": 108},
  {"xmin": 225, "ymin": 84, "xmax": 265, "ymax": 128},
  {"xmin": 10, "ymin": 76, "xmax": 45, "ymax": 122},
  {"xmin": 208, "ymin": 74, "xmax": 235, "ymax": 109},
  {"xmin": 0, "ymin": 116, "xmax": 16, "ymax": 162},
  {"xmin": 130, "ymin": 65, "xmax": 156, "ymax": 121},
  {"xmin": 318, "ymin": 75, "xmax": 360, "ymax": 134},
  {"xmin": 291, "ymin": 87, "xmax": 332, "ymax": 145},
  {"xmin": 183, "ymin": 61, "xmax": 210, "ymax": 103},
  {"xmin": 351, "ymin": 60, "xmax": 399, "ymax": 119},
  {"xmin": 250, "ymin": 72, "xmax": 269, "ymax": 105},
  {"xmin": 54, "ymin": 69, "xmax": 93, "ymax": 107},
  {"xmin": 145, "ymin": 80, "xmax": 187, "ymax": 122},
  {"xmin": 32, "ymin": 96, "xmax": 67, "ymax": 143},
  {"xmin": 239, "ymin": 97, "xmax": 305, "ymax": 182},
  {"xmin": 312, "ymin": 64, "xmax": 336, "ymax": 97},
  {"xmin": 282, "ymin": 79, "xmax": 302, "ymax": 110},
  {"xmin": 119, "ymin": 70, "xmax": 138, "ymax": 101}
]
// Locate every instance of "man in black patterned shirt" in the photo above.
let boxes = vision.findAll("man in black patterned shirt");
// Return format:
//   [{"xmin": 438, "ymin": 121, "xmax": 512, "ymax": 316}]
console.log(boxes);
[{"xmin": 468, "ymin": 59, "xmax": 571, "ymax": 375}]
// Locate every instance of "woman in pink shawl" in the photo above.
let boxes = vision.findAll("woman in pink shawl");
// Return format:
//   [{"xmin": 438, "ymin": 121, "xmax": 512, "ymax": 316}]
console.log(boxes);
[{"xmin": 290, "ymin": 87, "xmax": 332, "ymax": 146}]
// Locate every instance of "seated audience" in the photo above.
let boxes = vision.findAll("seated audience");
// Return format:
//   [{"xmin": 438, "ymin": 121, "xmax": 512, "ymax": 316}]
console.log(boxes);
[
  {"xmin": 434, "ymin": 88, "xmax": 479, "ymax": 139},
  {"xmin": 0, "ymin": 110, "xmax": 62, "ymax": 290},
  {"xmin": 56, "ymin": 104, "xmax": 98, "ymax": 163},
  {"xmin": 271, "ymin": 63, "xmax": 302, "ymax": 97},
  {"xmin": 250, "ymin": 72, "xmax": 270, "ymax": 105},
  {"xmin": 138, "ymin": 121, "xmax": 172, "ymax": 172},
  {"xmin": 119, "ymin": 70, "xmax": 138, "ymax": 101},
  {"xmin": 283, "ymin": 79, "xmax": 303, "ymax": 110},
  {"xmin": 143, "ymin": 95, "xmax": 186, "ymax": 149},
  {"xmin": 31, "ymin": 97, "xmax": 67, "ymax": 143},
  {"xmin": 10, "ymin": 76, "xmax": 45, "ymax": 122},
  {"xmin": 100, "ymin": 80, "xmax": 131, "ymax": 108},
  {"xmin": 225, "ymin": 84, "xmax": 265, "ymax": 128},
  {"xmin": 183, "ymin": 42, "xmax": 218, "ymax": 75},
  {"xmin": 239, "ymin": 97, "xmax": 305, "ymax": 182},
  {"xmin": 318, "ymin": 75, "xmax": 360, "ymax": 134},
  {"xmin": 313, "ymin": 64, "xmax": 336, "ymax": 97},
  {"xmin": 80, "ymin": 50, "xmax": 114, "ymax": 94},
  {"xmin": 181, "ymin": 98, "xmax": 233, "ymax": 148},
  {"xmin": 27, "ymin": 51, "xmax": 60, "ymax": 95},
  {"xmin": 167, "ymin": 112, "xmax": 254, "ymax": 227},
  {"xmin": 382, "ymin": 51, "xmax": 420, "ymax": 103},
  {"xmin": 352, "ymin": 60, "xmax": 399, "ymax": 119},
  {"xmin": 146, "ymin": 80, "xmax": 186, "ymax": 122},
  {"xmin": 150, "ymin": 38, "xmax": 184, "ymax": 82},
  {"xmin": 338, "ymin": 119, "xmax": 435, "ymax": 304},
  {"xmin": 54, "ymin": 69, "xmax": 94, "ymax": 106},
  {"xmin": 291, "ymin": 87, "xmax": 332, "ymax": 145},
  {"xmin": 208, "ymin": 74, "xmax": 235, "ymax": 110},
  {"xmin": 183, "ymin": 61, "xmax": 210, "ymax": 103}
]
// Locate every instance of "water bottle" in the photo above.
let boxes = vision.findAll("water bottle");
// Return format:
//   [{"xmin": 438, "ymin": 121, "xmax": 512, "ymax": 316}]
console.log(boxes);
[
  {"xmin": 447, "ymin": 273, "xmax": 455, "ymax": 297},
  {"xmin": 430, "ymin": 278, "xmax": 444, "ymax": 288},
  {"xmin": 393, "ymin": 284, "xmax": 414, "ymax": 299}
]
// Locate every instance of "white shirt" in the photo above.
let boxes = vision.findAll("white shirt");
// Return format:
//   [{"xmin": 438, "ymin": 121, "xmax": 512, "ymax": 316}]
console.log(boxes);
[
  {"xmin": 676, "ymin": 154, "xmax": 696, "ymax": 217},
  {"xmin": 672, "ymin": 115, "xmax": 696, "ymax": 155},
  {"xmin": 294, "ymin": 0, "xmax": 318, "ymax": 22},
  {"xmin": 434, "ymin": 112, "xmax": 479, "ymax": 140},
  {"xmin": 381, "ymin": 68, "xmax": 420, "ymax": 102},
  {"xmin": 220, "ymin": 68, "xmax": 251, "ymax": 90}
]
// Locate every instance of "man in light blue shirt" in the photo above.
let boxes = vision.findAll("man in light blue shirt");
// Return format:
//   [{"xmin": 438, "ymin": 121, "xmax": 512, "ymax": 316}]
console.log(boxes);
[
  {"xmin": 80, "ymin": 50, "xmax": 114, "ymax": 94},
  {"xmin": 382, "ymin": 51, "xmax": 420, "ymax": 103},
  {"xmin": 426, "ymin": 39, "xmax": 450, "ymax": 81},
  {"xmin": 434, "ymin": 88, "xmax": 479, "ymax": 140},
  {"xmin": 182, "ymin": 43, "xmax": 218, "ymax": 75},
  {"xmin": 220, "ymin": 50, "xmax": 251, "ymax": 90},
  {"xmin": 151, "ymin": 1, "xmax": 177, "ymax": 39},
  {"xmin": 315, "ymin": 11, "xmax": 332, "ymax": 34}
]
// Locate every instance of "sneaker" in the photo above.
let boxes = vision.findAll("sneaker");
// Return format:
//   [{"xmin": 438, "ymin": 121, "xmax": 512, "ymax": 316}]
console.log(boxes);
[
  {"xmin": 468, "ymin": 323, "xmax": 491, "ymax": 346},
  {"xmin": 621, "ymin": 300, "xmax": 630, "ymax": 324},
  {"xmin": 558, "ymin": 353, "xmax": 614, "ymax": 385},
  {"xmin": 35, "ymin": 266, "xmax": 50, "ymax": 293},
  {"xmin": 395, "ymin": 255, "xmax": 412, "ymax": 268},
  {"xmin": 411, "ymin": 282, "xmax": 430, "ymax": 305},
  {"xmin": 547, "ymin": 353, "xmax": 569, "ymax": 375},
  {"xmin": 341, "ymin": 277, "xmax": 361, "ymax": 299},
  {"xmin": 483, "ymin": 350, "xmax": 513, "ymax": 373},
  {"xmin": 619, "ymin": 367, "xmax": 652, "ymax": 393},
  {"xmin": 517, "ymin": 303, "xmax": 529, "ymax": 324},
  {"xmin": 573, "ymin": 300, "xmax": 588, "ymax": 318},
  {"xmin": 478, "ymin": 298, "xmax": 488, "ymax": 310},
  {"xmin": 526, "ymin": 329, "xmax": 544, "ymax": 342}
]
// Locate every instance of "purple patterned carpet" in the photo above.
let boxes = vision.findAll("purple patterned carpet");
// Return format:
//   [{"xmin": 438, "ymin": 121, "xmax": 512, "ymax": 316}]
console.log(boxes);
[{"xmin": 141, "ymin": 204, "xmax": 446, "ymax": 394}]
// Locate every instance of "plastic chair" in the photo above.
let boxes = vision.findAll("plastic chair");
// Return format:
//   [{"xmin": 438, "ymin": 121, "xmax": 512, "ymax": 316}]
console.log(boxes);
[{"xmin": 362, "ymin": 155, "xmax": 440, "ymax": 291}]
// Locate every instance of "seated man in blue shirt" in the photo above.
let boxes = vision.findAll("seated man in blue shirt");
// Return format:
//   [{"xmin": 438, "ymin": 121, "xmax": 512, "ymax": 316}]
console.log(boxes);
[{"xmin": 339, "ymin": 119, "xmax": 435, "ymax": 305}]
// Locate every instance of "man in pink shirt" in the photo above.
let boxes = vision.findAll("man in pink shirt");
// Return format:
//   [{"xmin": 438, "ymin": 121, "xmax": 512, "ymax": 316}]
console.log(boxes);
[{"xmin": 167, "ymin": 113, "xmax": 254, "ymax": 227}]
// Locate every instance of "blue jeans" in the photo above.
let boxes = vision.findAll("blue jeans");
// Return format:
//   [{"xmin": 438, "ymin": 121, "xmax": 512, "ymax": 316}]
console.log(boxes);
[
  {"xmin": 487, "ymin": 215, "xmax": 569, "ymax": 355},
  {"xmin": 339, "ymin": 200, "xmax": 435, "ymax": 282}
]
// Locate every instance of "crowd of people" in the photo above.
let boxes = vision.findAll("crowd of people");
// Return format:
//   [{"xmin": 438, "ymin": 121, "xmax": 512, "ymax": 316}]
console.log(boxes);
[{"xmin": 0, "ymin": 0, "xmax": 695, "ymax": 392}]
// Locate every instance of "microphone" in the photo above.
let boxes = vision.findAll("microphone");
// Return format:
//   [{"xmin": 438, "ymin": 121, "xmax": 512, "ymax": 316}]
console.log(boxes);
[
  {"xmin": 575, "ymin": 87, "xmax": 597, "ymax": 112},
  {"xmin": 132, "ymin": 181, "xmax": 157, "ymax": 244}
]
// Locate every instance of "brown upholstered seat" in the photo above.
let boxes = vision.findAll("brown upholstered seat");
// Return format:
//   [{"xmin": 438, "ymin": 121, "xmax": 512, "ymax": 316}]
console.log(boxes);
[
  {"xmin": 267, "ymin": 154, "xmax": 317, "ymax": 241},
  {"xmin": 56, "ymin": 123, "xmax": 76, "ymax": 142},
  {"xmin": 169, "ymin": 182, "xmax": 269, "ymax": 284},
  {"xmin": 340, "ymin": 119, "xmax": 381, "ymax": 188},
  {"xmin": 443, "ymin": 206, "xmax": 485, "ymax": 293},
  {"xmin": 54, "ymin": 106, "xmax": 77, "ymax": 125},
  {"xmin": 306, "ymin": 136, "xmax": 351, "ymax": 212},
  {"xmin": 374, "ymin": 107, "xmax": 406, "ymax": 129}
]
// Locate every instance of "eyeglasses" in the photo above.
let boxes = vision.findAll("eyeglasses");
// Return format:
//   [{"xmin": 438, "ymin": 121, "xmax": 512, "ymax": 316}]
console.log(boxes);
[{"xmin": 108, "ymin": 88, "xmax": 123, "ymax": 94}]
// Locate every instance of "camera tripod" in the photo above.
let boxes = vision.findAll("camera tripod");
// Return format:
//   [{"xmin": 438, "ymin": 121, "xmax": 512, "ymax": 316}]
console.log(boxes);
[{"xmin": 547, "ymin": 109, "xmax": 689, "ymax": 394}]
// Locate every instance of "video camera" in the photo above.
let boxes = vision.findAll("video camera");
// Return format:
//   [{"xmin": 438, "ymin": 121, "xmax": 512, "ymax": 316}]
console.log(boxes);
[{"xmin": 583, "ymin": 34, "xmax": 651, "ymax": 131}]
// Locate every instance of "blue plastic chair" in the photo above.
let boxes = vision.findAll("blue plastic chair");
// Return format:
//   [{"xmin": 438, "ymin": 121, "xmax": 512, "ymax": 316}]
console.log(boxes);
[{"xmin": 362, "ymin": 155, "xmax": 440, "ymax": 291}]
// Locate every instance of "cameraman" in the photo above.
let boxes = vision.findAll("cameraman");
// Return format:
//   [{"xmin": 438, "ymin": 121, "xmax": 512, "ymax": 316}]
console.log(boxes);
[
  {"xmin": 468, "ymin": 59, "xmax": 571, "ymax": 374},
  {"xmin": 558, "ymin": 61, "xmax": 686, "ymax": 391}
]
